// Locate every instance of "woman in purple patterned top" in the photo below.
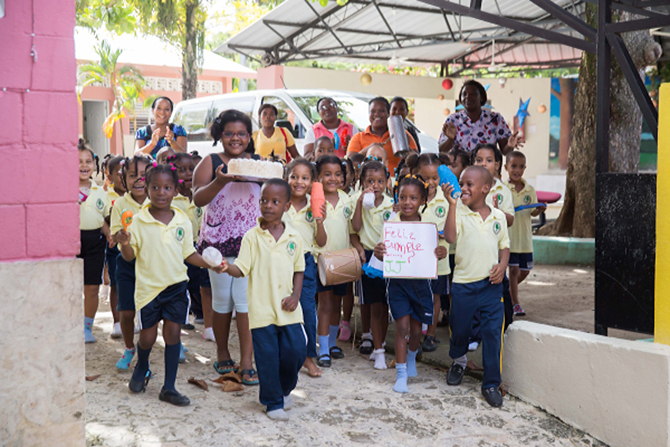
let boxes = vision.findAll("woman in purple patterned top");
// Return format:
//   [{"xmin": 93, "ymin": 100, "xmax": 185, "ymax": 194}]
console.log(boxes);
[
  {"xmin": 193, "ymin": 109, "xmax": 261, "ymax": 386},
  {"xmin": 438, "ymin": 80, "xmax": 522, "ymax": 155}
]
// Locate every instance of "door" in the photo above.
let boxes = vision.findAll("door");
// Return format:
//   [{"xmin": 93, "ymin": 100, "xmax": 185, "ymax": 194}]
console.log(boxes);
[{"xmin": 83, "ymin": 100, "xmax": 109, "ymax": 158}]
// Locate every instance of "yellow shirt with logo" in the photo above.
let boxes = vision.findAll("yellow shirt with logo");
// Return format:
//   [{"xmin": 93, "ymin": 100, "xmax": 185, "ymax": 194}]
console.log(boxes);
[
  {"xmin": 129, "ymin": 205, "xmax": 195, "ymax": 311},
  {"xmin": 234, "ymin": 220, "xmax": 306, "ymax": 329},
  {"xmin": 314, "ymin": 190, "xmax": 353, "ymax": 256},
  {"xmin": 453, "ymin": 205, "xmax": 510, "ymax": 284},
  {"xmin": 172, "ymin": 194, "xmax": 202, "ymax": 244},
  {"xmin": 486, "ymin": 178, "xmax": 515, "ymax": 219},
  {"xmin": 110, "ymin": 193, "xmax": 148, "ymax": 235},
  {"xmin": 421, "ymin": 189, "xmax": 451, "ymax": 276},
  {"xmin": 284, "ymin": 196, "xmax": 319, "ymax": 255},
  {"xmin": 506, "ymin": 179, "xmax": 537, "ymax": 253},
  {"xmin": 352, "ymin": 191, "xmax": 394, "ymax": 251},
  {"xmin": 80, "ymin": 180, "xmax": 110, "ymax": 230},
  {"xmin": 253, "ymin": 127, "xmax": 296, "ymax": 160},
  {"xmin": 106, "ymin": 187, "xmax": 122, "ymax": 207}
]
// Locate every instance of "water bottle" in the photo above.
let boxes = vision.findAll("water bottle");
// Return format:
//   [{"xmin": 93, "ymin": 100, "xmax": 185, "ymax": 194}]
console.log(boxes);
[{"xmin": 438, "ymin": 165, "xmax": 462, "ymax": 199}]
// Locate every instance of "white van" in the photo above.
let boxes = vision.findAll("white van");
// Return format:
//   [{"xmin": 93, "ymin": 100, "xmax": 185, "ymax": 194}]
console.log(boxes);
[{"xmin": 171, "ymin": 89, "xmax": 437, "ymax": 157}]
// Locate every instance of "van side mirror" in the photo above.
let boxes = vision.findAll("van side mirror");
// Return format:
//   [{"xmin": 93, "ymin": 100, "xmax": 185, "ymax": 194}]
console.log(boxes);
[{"xmin": 275, "ymin": 120, "xmax": 297, "ymax": 138}]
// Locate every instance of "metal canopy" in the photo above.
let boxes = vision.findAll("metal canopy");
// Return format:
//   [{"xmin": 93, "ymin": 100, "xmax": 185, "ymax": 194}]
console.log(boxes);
[{"xmin": 217, "ymin": 0, "xmax": 586, "ymax": 70}]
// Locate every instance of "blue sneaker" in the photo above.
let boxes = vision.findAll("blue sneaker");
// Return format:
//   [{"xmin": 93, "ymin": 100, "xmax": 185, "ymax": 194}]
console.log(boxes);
[
  {"xmin": 179, "ymin": 344, "xmax": 186, "ymax": 363},
  {"xmin": 84, "ymin": 327, "xmax": 96, "ymax": 343},
  {"xmin": 116, "ymin": 348, "xmax": 136, "ymax": 370}
]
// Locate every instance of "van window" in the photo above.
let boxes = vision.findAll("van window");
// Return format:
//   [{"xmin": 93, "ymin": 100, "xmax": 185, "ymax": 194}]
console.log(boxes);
[
  {"xmin": 172, "ymin": 101, "xmax": 210, "ymax": 141},
  {"xmin": 261, "ymin": 95, "xmax": 304, "ymax": 138},
  {"xmin": 211, "ymin": 96, "xmax": 257, "ymax": 127},
  {"xmin": 292, "ymin": 94, "xmax": 368, "ymax": 131}
]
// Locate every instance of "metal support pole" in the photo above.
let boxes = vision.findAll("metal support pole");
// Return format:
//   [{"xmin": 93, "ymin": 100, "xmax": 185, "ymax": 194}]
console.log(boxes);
[{"xmin": 595, "ymin": 0, "xmax": 611, "ymax": 175}]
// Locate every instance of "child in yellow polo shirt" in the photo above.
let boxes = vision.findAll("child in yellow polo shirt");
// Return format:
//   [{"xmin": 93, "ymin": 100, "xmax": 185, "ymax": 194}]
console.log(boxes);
[
  {"xmin": 505, "ymin": 151, "xmax": 545, "ymax": 316},
  {"xmin": 117, "ymin": 164, "xmax": 225, "ymax": 407},
  {"xmin": 78, "ymin": 143, "xmax": 111, "ymax": 344},
  {"xmin": 350, "ymin": 160, "xmax": 393, "ymax": 369},
  {"xmin": 444, "ymin": 166, "xmax": 510, "ymax": 408},
  {"xmin": 104, "ymin": 155, "xmax": 126, "ymax": 340},
  {"xmin": 222, "ymin": 179, "xmax": 306, "ymax": 421}
]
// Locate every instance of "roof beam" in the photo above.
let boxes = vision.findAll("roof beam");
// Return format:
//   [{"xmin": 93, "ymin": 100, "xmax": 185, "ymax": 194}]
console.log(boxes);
[
  {"xmin": 303, "ymin": 0, "xmax": 351, "ymax": 55},
  {"xmin": 371, "ymin": 0, "xmax": 403, "ymax": 48},
  {"xmin": 527, "ymin": 0, "xmax": 596, "ymax": 40},
  {"xmin": 606, "ymin": 14, "xmax": 670, "ymax": 33}
]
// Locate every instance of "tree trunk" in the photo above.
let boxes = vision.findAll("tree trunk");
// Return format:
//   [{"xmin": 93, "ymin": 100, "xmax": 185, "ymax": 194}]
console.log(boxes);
[
  {"xmin": 540, "ymin": 7, "xmax": 661, "ymax": 237},
  {"xmin": 181, "ymin": 0, "xmax": 199, "ymax": 100},
  {"xmin": 558, "ymin": 78, "xmax": 575, "ymax": 170}
]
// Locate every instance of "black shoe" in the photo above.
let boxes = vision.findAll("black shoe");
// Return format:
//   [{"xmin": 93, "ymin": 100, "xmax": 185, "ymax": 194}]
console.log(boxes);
[
  {"xmin": 316, "ymin": 354, "xmax": 331, "ymax": 367},
  {"xmin": 482, "ymin": 387, "xmax": 503, "ymax": 407},
  {"xmin": 421, "ymin": 336, "xmax": 438, "ymax": 352},
  {"xmin": 329, "ymin": 346, "xmax": 345, "ymax": 359},
  {"xmin": 446, "ymin": 363, "xmax": 465, "ymax": 386},
  {"xmin": 181, "ymin": 323, "xmax": 195, "ymax": 330},
  {"xmin": 129, "ymin": 368, "xmax": 152, "ymax": 393},
  {"xmin": 159, "ymin": 388, "xmax": 191, "ymax": 406},
  {"xmin": 359, "ymin": 338, "xmax": 373, "ymax": 355}
]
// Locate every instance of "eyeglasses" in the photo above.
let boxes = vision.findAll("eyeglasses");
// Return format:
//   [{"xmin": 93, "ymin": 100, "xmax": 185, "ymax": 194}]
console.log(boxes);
[
  {"xmin": 221, "ymin": 131, "xmax": 250, "ymax": 139},
  {"xmin": 319, "ymin": 102, "xmax": 337, "ymax": 111}
]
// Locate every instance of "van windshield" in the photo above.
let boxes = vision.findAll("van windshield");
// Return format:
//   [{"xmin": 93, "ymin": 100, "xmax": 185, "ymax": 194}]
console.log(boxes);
[{"xmin": 291, "ymin": 94, "xmax": 371, "ymax": 131}]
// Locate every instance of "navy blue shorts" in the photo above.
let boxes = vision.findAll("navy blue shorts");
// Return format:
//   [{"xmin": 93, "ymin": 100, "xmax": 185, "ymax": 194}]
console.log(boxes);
[
  {"xmin": 387, "ymin": 278, "xmax": 433, "ymax": 325},
  {"xmin": 317, "ymin": 277, "xmax": 347, "ymax": 296},
  {"xmin": 139, "ymin": 281, "xmax": 189, "ymax": 329},
  {"xmin": 357, "ymin": 250, "xmax": 387, "ymax": 304},
  {"xmin": 430, "ymin": 274, "xmax": 450, "ymax": 295},
  {"xmin": 105, "ymin": 245, "xmax": 120, "ymax": 284},
  {"xmin": 509, "ymin": 252, "xmax": 534, "ymax": 271},
  {"xmin": 78, "ymin": 229, "xmax": 106, "ymax": 285},
  {"xmin": 115, "ymin": 255, "xmax": 136, "ymax": 312}
]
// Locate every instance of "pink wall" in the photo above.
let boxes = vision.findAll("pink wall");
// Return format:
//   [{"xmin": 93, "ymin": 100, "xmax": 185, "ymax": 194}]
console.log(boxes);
[
  {"xmin": 257, "ymin": 66, "xmax": 285, "ymax": 90},
  {"xmin": 0, "ymin": 0, "xmax": 79, "ymax": 261}
]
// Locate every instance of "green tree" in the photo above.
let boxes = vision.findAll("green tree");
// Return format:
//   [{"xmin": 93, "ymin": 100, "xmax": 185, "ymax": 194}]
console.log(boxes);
[{"xmin": 78, "ymin": 40, "xmax": 145, "ymax": 148}]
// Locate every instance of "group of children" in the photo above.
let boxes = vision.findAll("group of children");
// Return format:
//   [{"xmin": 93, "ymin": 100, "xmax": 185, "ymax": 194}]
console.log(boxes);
[{"xmin": 77, "ymin": 108, "xmax": 544, "ymax": 417}]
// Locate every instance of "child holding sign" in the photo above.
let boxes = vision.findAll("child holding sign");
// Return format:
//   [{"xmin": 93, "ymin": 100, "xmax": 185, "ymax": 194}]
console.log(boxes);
[
  {"xmin": 443, "ymin": 166, "xmax": 510, "ymax": 408},
  {"xmin": 374, "ymin": 175, "xmax": 447, "ymax": 393}
]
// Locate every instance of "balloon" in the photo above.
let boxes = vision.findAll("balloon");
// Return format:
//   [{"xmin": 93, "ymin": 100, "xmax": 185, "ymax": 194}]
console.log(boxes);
[
  {"xmin": 360, "ymin": 73, "xmax": 372, "ymax": 85},
  {"xmin": 437, "ymin": 94, "xmax": 445, "ymax": 101},
  {"xmin": 441, "ymin": 79, "xmax": 454, "ymax": 90},
  {"xmin": 443, "ymin": 108, "xmax": 451, "ymax": 116},
  {"xmin": 537, "ymin": 104, "xmax": 547, "ymax": 114}
]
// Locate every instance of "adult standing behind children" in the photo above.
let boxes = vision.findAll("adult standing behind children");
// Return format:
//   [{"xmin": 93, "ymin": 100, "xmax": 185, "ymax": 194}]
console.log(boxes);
[
  {"xmin": 347, "ymin": 97, "xmax": 418, "ymax": 176},
  {"xmin": 303, "ymin": 97, "xmax": 357, "ymax": 159},
  {"xmin": 135, "ymin": 96, "xmax": 188, "ymax": 158},
  {"xmin": 253, "ymin": 104, "xmax": 300, "ymax": 162},
  {"xmin": 438, "ymin": 80, "xmax": 521, "ymax": 155},
  {"xmin": 192, "ymin": 110, "xmax": 261, "ymax": 386}
]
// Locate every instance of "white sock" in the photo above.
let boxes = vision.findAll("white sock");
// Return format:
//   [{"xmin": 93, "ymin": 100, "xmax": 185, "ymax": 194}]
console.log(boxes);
[
  {"xmin": 283, "ymin": 394, "xmax": 293, "ymax": 410},
  {"xmin": 266, "ymin": 408, "xmax": 289, "ymax": 421},
  {"xmin": 453, "ymin": 354, "xmax": 467, "ymax": 368},
  {"xmin": 372, "ymin": 349, "xmax": 387, "ymax": 370}
]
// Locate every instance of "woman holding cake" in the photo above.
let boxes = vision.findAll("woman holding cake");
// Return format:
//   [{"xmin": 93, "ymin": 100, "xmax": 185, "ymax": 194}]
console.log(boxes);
[
  {"xmin": 192, "ymin": 109, "xmax": 261, "ymax": 386},
  {"xmin": 253, "ymin": 104, "xmax": 300, "ymax": 162}
]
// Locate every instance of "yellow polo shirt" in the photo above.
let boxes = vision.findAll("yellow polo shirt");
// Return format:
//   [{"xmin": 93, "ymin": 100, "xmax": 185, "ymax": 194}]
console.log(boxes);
[
  {"xmin": 106, "ymin": 187, "xmax": 122, "ymax": 207},
  {"xmin": 172, "ymin": 194, "xmax": 202, "ymax": 244},
  {"xmin": 352, "ymin": 191, "xmax": 394, "ymax": 250},
  {"xmin": 110, "ymin": 193, "xmax": 148, "ymax": 235},
  {"xmin": 253, "ymin": 127, "xmax": 295, "ymax": 160},
  {"xmin": 80, "ymin": 180, "xmax": 110, "ymax": 230},
  {"xmin": 284, "ymin": 196, "xmax": 319, "ymax": 254},
  {"xmin": 421, "ymin": 189, "xmax": 451, "ymax": 276},
  {"xmin": 129, "ymin": 205, "xmax": 195, "ymax": 311},
  {"xmin": 453, "ymin": 205, "xmax": 510, "ymax": 284},
  {"xmin": 314, "ymin": 190, "xmax": 353, "ymax": 256},
  {"xmin": 506, "ymin": 179, "xmax": 537, "ymax": 253},
  {"xmin": 486, "ymin": 178, "xmax": 515, "ymax": 219},
  {"xmin": 234, "ymin": 221, "xmax": 306, "ymax": 329}
]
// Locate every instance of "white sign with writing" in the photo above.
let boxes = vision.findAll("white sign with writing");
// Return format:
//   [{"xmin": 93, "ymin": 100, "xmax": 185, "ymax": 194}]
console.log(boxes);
[{"xmin": 383, "ymin": 222, "xmax": 438, "ymax": 279}]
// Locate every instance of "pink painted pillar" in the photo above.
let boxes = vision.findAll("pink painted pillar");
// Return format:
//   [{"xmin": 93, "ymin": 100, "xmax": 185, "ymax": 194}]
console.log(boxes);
[{"xmin": 257, "ymin": 65, "xmax": 285, "ymax": 89}]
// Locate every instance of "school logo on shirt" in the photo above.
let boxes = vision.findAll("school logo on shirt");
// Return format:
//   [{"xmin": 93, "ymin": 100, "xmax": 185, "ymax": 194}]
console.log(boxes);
[
  {"xmin": 175, "ymin": 227, "xmax": 185, "ymax": 241},
  {"xmin": 524, "ymin": 195, "xmax": 531, "ymax": 205},
  {"xmin": 96, "ymin": 198, "xmax": 104, "ymax": 210},
  {"xmin": 305, "ymin": 210, "xmax": 314, "ymax": 223},
  {"xmin": 343, "ymin": 206, "xmax": 353, "ymax": 219},
  {"xmin": 196, "ymin": 207, "xmax": 203, "ymax": 218},
  {"xmin": 435, "ymin": 206, "xmax": 446, "ymax": 218},
  {"xmin": 496, "ymin": 193, "xmax": 504, "ymax": 205},
  {"xmin": 492, "ymin": 221, "xmax": 502, "ymax": 235},
  {"xmin": 287, "ymin": 240, "xmax": 297, "ymax": 256},
  {"xmin": 383, "ymin": 210, "xmax": 392, "ymax": 221}
]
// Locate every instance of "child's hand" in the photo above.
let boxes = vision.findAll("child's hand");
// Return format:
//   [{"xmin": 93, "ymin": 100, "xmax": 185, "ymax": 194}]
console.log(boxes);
[
  {"xmin": 435, "ymin": 246, "xmax": 447, "ymax": 260},
  {"xmin": 281, "ymin": 295, "xmax": 299, "ymax": 312},
  {"xmin": 106, "ymin": 233, "xmax": 115, "ymax": 248},
  {"xmin": 116, "ymin": 230, "xmax": 131, "ymax": 246},
  {"xmin": 355, "ymin": 245, "xmax": 366, "ymax": 263},
  {"xmin": 213, "ymin": 259, "xmax": 229, "ymax": 274},
  {"xmin": 317, "ymin": 202, "xmax": 328, "ymax": 221},
  {"xmin": 373, "ymin": 242, "xmax": 386, "ymax": 260},
  {"xmin": 489, "ymin": 263, "xmax": 505, "ymax": 284},
  {"xmin": 441, "ymin": 184, "xmax": 458, "ymax": 206},
  {"xmin": 214, "ymin": 164, "xmax": 237, "ymax": 185}
]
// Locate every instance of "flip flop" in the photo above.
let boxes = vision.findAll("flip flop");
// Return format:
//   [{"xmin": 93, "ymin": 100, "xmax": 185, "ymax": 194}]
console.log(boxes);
[
  {"xmin": 213, "ymin": 359, "xmax": 237, "ymax": 375},
  {"xmin": 316, "ymin": 354, "xmax": 331, "ymax": 367},
  {"xmin": 240, "ymin": 368, "xmax": 259, "ymax": 386}
]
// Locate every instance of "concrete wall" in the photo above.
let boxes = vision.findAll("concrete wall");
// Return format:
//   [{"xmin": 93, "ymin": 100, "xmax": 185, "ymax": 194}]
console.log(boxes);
[
  {"xmin": 504, "ymin": 321, "xmax": 670, "ymax": 447},
  {"xmin": 0, "ymin": 0, "xmax": 85, "ymax": 445}
]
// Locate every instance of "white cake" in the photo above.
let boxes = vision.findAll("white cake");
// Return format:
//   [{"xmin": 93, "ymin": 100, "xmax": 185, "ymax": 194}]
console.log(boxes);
[{"xmin": 227, "ymin": 159, "xmax": 284, "ymax": 179}]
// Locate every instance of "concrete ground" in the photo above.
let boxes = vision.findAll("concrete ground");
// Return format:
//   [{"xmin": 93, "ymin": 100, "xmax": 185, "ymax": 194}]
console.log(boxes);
[{"xmin": 85, "ymin": 264, "xmax": 608, "ymax": 447}]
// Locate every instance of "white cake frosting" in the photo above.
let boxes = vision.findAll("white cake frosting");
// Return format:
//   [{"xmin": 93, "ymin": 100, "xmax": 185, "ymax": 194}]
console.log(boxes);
[{"xmin": 227, "ymin": 159, "xmax": 284, "ymax": 179}]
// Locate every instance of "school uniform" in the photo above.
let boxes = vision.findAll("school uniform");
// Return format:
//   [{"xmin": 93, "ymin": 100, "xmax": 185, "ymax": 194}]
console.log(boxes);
[
  {"xmin": 105, "ymin": 188, "xmax": 123, "ymax": 286},
  {"xmin": 110, "ymin": 193, "xmax": 148, "ymax": 312},
  {"xmin": 128, "ymin": 205, "xmax": 195, "ymax": 328},
  {"xmin": 449, "ymin": 205, "xmax": 509, "ymax": 390},
  {"xmin": 284, "ymin": 197, "xmax": 320, "ymax": 359},
  {"xmin": 79, "ymin": 180, "xmax": 110, "ymax": 285},
  {"xmin": 234, "ymin": 220, "xmax": 306, "ymax": 412},
  {"xmin": 384, "ymin": 215, "xmax": 434, "ymax": 325},
  {"xmin": 173, "ymin": 193, "xmax": 205, "ymax": 320},
  {"xmin": 506, "ymin": 179, "xmax": 537, "ymax": 271},
  {"xmin": 354, "ymin": 191, "xmax": 393, "ymax": 304},
  {"xmin": 421, "ymin": 189, "xmax": 451, "ymax": 295},
  {"xmin": 314, "ymin": 190, "xmax": 353, "ymax": 296}
]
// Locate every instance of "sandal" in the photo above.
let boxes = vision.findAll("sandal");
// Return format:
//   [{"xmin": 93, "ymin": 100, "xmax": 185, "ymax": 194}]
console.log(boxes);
[
  {"xmin": 329, "ymin": 346, "xmax": 345, "ymax": 359},
  {"xmin": 359, "ymin": 338, "xmax": 373, "ymax": 355},
  {"xmin": 129, "ymin": 368, "xmax": 152, "ymax": 393},
  {"xmin": 240, "ymin": 368, "xmax": 259, "ymax": 386},
  {"xmin": 213, "ymin": 359, "xmax": 237, "ymax": 375},
  {"xmin": 316, "ymin": 354, "xmax": 331, "ymax": 367}
]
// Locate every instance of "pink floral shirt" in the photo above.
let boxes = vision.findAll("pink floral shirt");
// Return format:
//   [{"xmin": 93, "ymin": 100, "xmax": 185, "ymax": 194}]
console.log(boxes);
[{"xmin": 438, "ymin": 109, "xmax": 511, "ymax": 152}]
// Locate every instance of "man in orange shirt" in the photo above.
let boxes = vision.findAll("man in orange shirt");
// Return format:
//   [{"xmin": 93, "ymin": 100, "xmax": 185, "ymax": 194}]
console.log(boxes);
[{"xmin": 346, "ymin": 97, "xmax": 418, "ymax": 174}]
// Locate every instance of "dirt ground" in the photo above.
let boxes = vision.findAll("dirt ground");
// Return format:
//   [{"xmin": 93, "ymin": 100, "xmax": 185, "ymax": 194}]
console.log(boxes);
[{"xmin": 85, "ymin": 264, "xmax": 608, "ymax": 447}]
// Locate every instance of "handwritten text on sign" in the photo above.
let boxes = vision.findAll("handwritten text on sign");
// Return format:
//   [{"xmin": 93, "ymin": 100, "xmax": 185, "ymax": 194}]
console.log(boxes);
[{"xmin": 383, "ymin": 222, "xmax": 438, "ymax": 279}]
